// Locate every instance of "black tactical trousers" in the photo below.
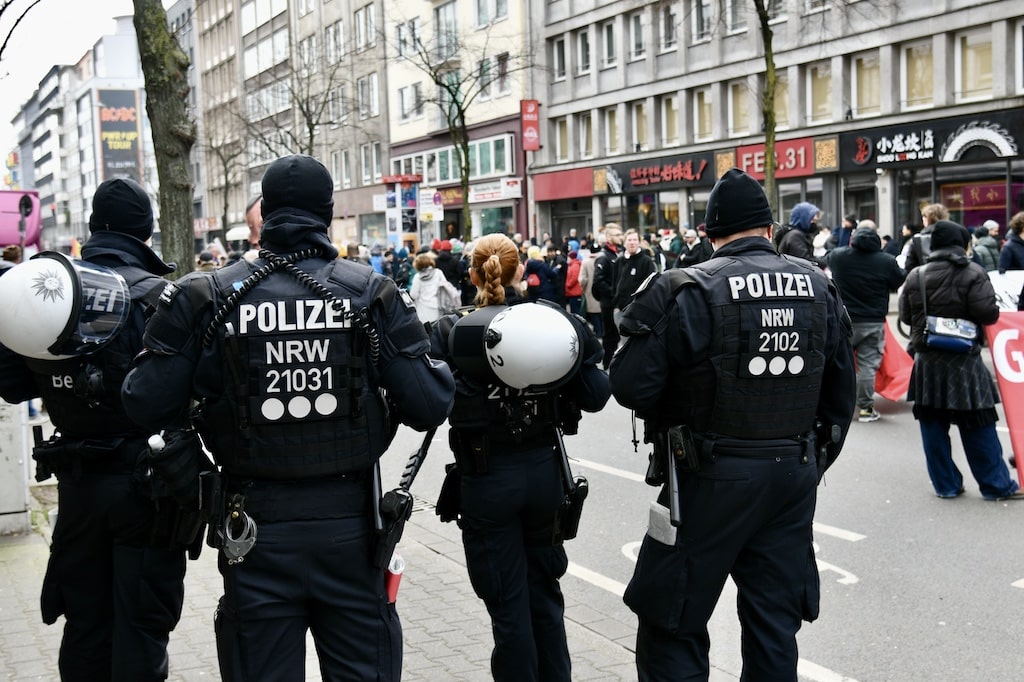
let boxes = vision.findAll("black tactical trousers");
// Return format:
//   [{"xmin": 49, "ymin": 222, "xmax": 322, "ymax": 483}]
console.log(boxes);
[
  {"xmin": 45, "ymin": 468, "xmax": 186, "ymax": 682},
  {"xmin": 627, "ymin": 449, "xmax": 819, "ymax": 682}
]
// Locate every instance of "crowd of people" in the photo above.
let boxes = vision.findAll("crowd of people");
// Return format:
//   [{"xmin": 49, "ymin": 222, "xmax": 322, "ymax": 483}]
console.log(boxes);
[{"xmin": 1, "ymin": 157, "xmax": 1022, "ymax": 682}]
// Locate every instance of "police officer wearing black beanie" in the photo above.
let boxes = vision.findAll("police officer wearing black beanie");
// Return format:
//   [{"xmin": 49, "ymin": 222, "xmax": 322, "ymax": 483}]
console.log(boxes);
[
  {"xmin": 0, "ymin": 177, "xmax": 185, "ymax": 681},
  {"xmin": 122, "ymin": 154, "xmax": 455, "ymax": 681},
  {"xmin": 610, "ymin": 168, "xmax": 856, "ymax": 680}
]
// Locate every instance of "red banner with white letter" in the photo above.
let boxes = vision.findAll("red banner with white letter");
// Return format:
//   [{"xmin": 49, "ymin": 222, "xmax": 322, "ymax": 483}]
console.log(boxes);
[{"xmin": 985, "ymin": 312, "xmax": 1024, "ymax": 486}]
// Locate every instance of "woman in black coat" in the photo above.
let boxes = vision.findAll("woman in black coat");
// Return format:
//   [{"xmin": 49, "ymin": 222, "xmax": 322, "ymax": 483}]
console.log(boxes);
[{"xmin": 898, "ymin": 220, "xmax": 1021, "ymax": 501}]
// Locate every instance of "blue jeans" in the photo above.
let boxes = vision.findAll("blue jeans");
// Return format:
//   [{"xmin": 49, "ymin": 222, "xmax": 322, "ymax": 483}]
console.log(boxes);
[
  {"xmin": 918, "ymin": 417, "xmax": 1016, "ymax": 499},
  {"xmin": 851, "ymin": 321, "xmax": 885, "ymax": 410}
]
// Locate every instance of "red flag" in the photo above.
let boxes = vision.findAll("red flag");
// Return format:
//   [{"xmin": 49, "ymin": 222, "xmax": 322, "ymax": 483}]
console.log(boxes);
[
  {"xmin": 984, "ymin": 312, "xmax": 1024, "ymax": 486},
  {"xmin": 874, "ymin": 319, "xmax": 913, "ymax": 402}
]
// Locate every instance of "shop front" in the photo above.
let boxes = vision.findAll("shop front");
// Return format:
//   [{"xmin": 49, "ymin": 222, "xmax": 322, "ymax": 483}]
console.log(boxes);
[{"xmin": 839, "ymin": 109, "xmax": 1024, "ymax": 238}]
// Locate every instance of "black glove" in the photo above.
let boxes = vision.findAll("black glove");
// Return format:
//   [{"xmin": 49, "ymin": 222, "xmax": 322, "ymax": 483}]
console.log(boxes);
[{"xmin": 148, "ymin": 430, "xmax": 203, "ymax": 508}]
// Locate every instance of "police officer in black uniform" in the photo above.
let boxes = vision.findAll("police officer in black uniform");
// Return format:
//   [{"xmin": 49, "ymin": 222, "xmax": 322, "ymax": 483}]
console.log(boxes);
[
  {"xmin": 429, "ymin": 233, "xmax": 610, "ymax": 682},
  {"xmin": 122, "ymin": 155, "xmax": 455, "ymax": 681},
  {"xmin": 0, "ymin": 178, "xmax": 186, "ymax": 681},
  {"xmin": 609, "ymin": 168, "xmax": 856, "ymax": 681}
]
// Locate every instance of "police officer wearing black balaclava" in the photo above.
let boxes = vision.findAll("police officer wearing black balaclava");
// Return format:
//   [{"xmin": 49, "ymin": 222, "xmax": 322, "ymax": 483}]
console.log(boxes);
[
  {"xmin": 0, "ymin": 178, "xmax": 185, "ymax": 681},
  {"xmin": 610, "ymin": 168, "xmax": 856, "ymax": 681},
  {"xmin": 122, "ymin": 154, "xmax": 455, "ymax": 681}
]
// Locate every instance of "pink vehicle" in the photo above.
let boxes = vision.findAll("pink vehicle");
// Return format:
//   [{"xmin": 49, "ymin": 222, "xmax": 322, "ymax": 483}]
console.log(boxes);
[{"xmin": 0, "ymin": 190, "xmax": 41, "ymax": 247}]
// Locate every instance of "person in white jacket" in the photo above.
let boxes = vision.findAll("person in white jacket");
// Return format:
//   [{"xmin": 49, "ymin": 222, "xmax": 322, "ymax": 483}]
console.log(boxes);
[{"xmin": 410, "ymin": 251, "xmax": 459, "ymax": 326}]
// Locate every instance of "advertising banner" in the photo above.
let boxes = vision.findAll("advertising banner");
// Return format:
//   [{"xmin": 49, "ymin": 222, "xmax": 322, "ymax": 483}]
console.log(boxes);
[
  {"xmin": 521, "ymin": 100, "xmax": 540, "ymax": 152},
  {"xmin": 985, "ymin": 312, "xmax": 1024, "ymax": 486},
  {"xmin": 98, "ymin": 89, "xmax": 141, "ymax": 182}
]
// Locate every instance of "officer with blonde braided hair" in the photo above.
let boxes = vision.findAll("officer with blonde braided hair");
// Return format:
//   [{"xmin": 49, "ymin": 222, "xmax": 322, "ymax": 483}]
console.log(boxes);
[{"xmin": 429, "ymin": 233, "xmax": 609, "ymax": 681}]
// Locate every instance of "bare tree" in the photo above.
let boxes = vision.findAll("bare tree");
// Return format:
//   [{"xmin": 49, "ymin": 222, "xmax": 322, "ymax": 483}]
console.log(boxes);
[
  {"xmin": 0, "ymin": 0, "xmax": 42, "ymax": 61},
  {"xmin": 197, "ymin": 102, "xmax": 246, "ymax": 243},
  {"xmin": 133, "ymin": 0, "xmax": 195, "ymax": 277},
  {"xmin": 385, "ymin": 9, "xmax": 535, "ymax": 242}
]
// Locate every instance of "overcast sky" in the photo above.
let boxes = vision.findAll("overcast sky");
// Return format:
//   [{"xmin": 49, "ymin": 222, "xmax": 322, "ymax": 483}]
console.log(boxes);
[{"xmin": 0, "ymin": 0, "xmax": 137, "ymax": 155}]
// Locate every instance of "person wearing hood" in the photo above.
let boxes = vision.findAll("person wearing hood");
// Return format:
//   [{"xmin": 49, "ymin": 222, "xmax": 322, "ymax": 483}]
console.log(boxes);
[
  {"xmin": 122, "ymin": 155, "xmax": 456, "ymax": 680},
  {"xmin": 0, "ymin": 178, "xmax": 187, "ymax": 681},
  {"xmin": 411, "ymin": 250, "xmax": 461, "ymax": 324},
  {"xmin": 827, "ymin": 221, "xmax": 907, "ymax": 422},
  {"xmin": 778, "ymin": 201, "xmax": 827, "ymax": 269},
  {"xmin": 898, "ymin": 220, "xmax": 1020, "ymax": 501},
  {"xmin": 972, "ymin": 223, "xmax": 1001, "ymax": 271}
]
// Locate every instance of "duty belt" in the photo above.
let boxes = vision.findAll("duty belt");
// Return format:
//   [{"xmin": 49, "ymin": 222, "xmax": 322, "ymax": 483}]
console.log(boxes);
[{"xmin": 695, "ymin": 433, "xmax": 813, "ymax": 460}]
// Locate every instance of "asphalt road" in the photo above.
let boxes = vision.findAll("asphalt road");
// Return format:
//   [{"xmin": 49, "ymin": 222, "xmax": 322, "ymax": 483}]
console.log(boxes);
[{"xmin": 381, "ymin": 384, "xmax": 1022, "ymax": 681}]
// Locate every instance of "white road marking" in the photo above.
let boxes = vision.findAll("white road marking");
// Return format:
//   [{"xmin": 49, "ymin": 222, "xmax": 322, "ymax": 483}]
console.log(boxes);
[
  {"xmin": 566, "ymin": 561, "xmax": 627, "ymax": 597},
  {"xmin": 813, "ymin": 522, "xmax": 866, "ymax": 542},
  {"xmin": 798, "ymin": 658, "xmax": 860, "ymax": 682},
  {"xmin": 572, "ymin": 457, "xmax": 646, "ymax": 482},
  {"xmin": 622, "ymin": 541, "xmax": 642, "ymax": 562}
]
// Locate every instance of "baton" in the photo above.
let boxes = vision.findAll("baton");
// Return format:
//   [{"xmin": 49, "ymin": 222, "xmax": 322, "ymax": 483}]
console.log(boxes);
[
  {"xmin": 666, "ymin": 437, "xmax": 682, "ymax": 527},
  {"xmin": 399, "ymin": 427, "xmax": 437, "ymax": 491}
]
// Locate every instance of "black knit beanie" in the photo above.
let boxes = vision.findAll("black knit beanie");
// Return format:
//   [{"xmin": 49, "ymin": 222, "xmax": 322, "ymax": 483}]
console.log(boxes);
[
  {"xmin": 260, "ymin": 155, "xmax": 334, "ymax": 225},
  {"xmin": 88, "ymin": 178, "xmax": 154, "ymax": 242},
  {"xmin": 704, "ymin": 168, "xmax": 774, "ymax": 238},
  {"xmin": 930, "ymin": 220, "xmax": 970, "ymax": 250}
]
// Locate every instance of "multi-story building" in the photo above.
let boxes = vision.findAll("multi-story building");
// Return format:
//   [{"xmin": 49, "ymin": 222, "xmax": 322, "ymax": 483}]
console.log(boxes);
[
  {"xmin": 384, "ymin": 0, "xmax": 534, "ymax": 245},
  {"xmin": 168, "ymin": 0, "xmax": 207, "ymax": 245},
  {"xmin": 532, "ymin": 0, "xmax": 1024, "ymax": 241},
  {"xmin": 10, "ymin": 16, "xmax": 155, "ymax": 253}
]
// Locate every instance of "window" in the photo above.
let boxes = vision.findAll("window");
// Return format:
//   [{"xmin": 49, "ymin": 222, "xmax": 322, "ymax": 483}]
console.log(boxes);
[
  {"xmin": 358, "ymin": 73, "xmax": 379, "ymax": 118},
  {"xmin": 728, "ymin": 81, "xmax": 749, "ymax": 136},
  {"xmin": 476, "ymin": 0, "xmax": 508, "ymax": 27},
  {"xmin": 693, "ymin": 0, "xmax": 711, "ymax": 42},
  {"xmin": 298, "ymin": 35, "xmax": 319, "ymax": 76},
  {"xmin": 727, "ymin": 0, "xmax": 746, "ymax": 32},
  {"xmin": 397, "ymin": 18, "xmax": 421, "ymax": 57},
  {"xmin": 659, "ymin": 4, "xmax": 677, "ymax": 50},
  {"xmin": 632, "ymin": 102, "xmax": 647, "ymax": 151},
  {"xmin": 479, "ymin": 57, "xmax": 493, "ymax": 98},
  {"xmin": 553, "ymin": 38, "xmax": 566, "ymax": 79},
  {"xmin": 435, "ymin": 2, "xmax": 457, "ymax": 62},
  {"xmin": 555, "ymin": 117, "xmax": 569, "ymax": 161},
  {"xmin": 629, "ymin": 13, "xmax": 644, "ymax": 59},
  {"xmin": 361, "ymin": 143, "xmax": 372, "ymax": 184},
  {"xmin": 297, "ymin": 0, "xmax": 314, "ymax": 17},
  {"xmin": 902, "ymin": 41, "xmax": 933, "ymax": 108},
  {"xmin": 355, "ymin": 4, "xmax": 376, "ymax": 50},
  {"xmin": 806, "ymin": 0, "xmax": 828, "ymax": 11},
  {"xmin": 767, "ymin": 0, "xmax": 786, "ymax": 22},
  {"xmin": 661, "ymin": 95, "xmax": 679, "ymax": 146},
  {"xmin": 807, "ymin": 62, "xmax": 831, "ymax": 123},
  {"xmin": 853, "ymin": 53, "xmax": 880, "ymax": 116},
  {"xmin": 330, "ymin": 151, "xmax": 341, "ymax": 189},
  {"xmin": 604, "ymin": 107, "xmax": 619, "ymax": 154},
  {"xmin": 773, "ymin": 73, "xmax": 789, "ymax": 129},
  {"xmin": 372, "ymin": 142, "xmax": 382, "ymax": 182},
  {"xmin": 579, "ymin": 112, "xmax": 593, "ymax": 158},
  {"xmin": 341, "ymin": 150, "xmax": 351, "ymax": 188},
  {"xmin": 338, "ymin": 85, "xmax": 349, "ymax": 121},
  {"xmin": 694, "ymin": 88, "xmax": 712, "ymax": 140},
  {"xmin": 956, "ymin": 30, "xmax": 992, "ymax": 101},
  {"xmin": 602, "ymin": 22, "xmax": 616, "ymax": 67},
  {"xmin": 325, "ymin": 21, "xmax": 345, "ymax": 64},
  {"xmin": 495, "ymin": 53, "xmax": 510, "ymax": 94},
  {"xmin": 577, "ymin": 29, "xmax": 591, "ymax": 74}
]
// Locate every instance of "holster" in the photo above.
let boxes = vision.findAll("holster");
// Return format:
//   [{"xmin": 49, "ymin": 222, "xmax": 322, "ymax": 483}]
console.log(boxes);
[
  {"xmin": 373, "ymin": 488, "xmax": 413, "ymax": 569},
  {"xmin": 449, "ymin": 430, "xmax": 489, "ymax": 475},
  {"xmin": 435, "ymin": 462, "xmax": 462, "ymax": 523},
  {"xmin": 554, "ymin": 477, "xmax": 588, "ymax": 543}
]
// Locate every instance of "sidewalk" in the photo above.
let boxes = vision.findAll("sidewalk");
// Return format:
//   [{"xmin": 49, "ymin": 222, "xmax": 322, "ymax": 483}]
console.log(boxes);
[{"xmin": 0, "ymin": 484, "xmax": 637, "ymax": 681}]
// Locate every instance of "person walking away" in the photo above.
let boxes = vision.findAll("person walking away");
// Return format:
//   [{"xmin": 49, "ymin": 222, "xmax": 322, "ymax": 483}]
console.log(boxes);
[
  {"xmin": 410, "ymin": 250, "xmax": 461, "ymax": 326},
  {"xmin": 591, "ymin": 225, "xmax": 623, "ymax": 369},
  {"xmin": 827, "ymin": 220, "xmax": 907, "ymax": 422},
  {"xmin": 904, "ymin": 203, "xmax": 949, "ymax": 273},
  {"xmin": 0, "ymin": 178, "xmax": 187, "ymax": 682},
  {"xmin": 121, "ymin": 154, "xmax": 456, "ymax": 681},
  {"xmin": 429, "ymin": 233, "xmax": 610, "ymax": 682},
  {"xmin": 522, "ymin": 245, "xmax": 560, "ymax": 304},
  {"xmin": 777, "ymin": 201, "xmax": 828, "ymax": 269},
  {"xmin": 997, "ymin": 211, "xmax": 1024, "ymax": 274},
  {"xmin": 609, "ymin": 168, "xmax": 856, "ymax": 681},
  {"xmin": 971, "ymin": 223, "xmax": 1000, "ymax": 272},
  {"xmin": 898, "ymin": 219, "xmax": 1021, "ymax": 500},
  {"xmin": 612, "ymin": 229, "xmax": 657, "ymax": 329},
  {"xmin": 564, "ymin": 250, "xmax": 583, "ymax": 314}
]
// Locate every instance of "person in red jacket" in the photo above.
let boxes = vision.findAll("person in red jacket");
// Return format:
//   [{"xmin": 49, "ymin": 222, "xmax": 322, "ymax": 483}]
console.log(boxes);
[{"xmin": 564, "ymin": 250, "xmax": 583, "ymax": 314}]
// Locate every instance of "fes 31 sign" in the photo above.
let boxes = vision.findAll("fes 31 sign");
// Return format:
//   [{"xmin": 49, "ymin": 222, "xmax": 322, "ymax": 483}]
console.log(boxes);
[{"xmin": 736, "ymin": 138, "xmax": 815, "ymax": 180}]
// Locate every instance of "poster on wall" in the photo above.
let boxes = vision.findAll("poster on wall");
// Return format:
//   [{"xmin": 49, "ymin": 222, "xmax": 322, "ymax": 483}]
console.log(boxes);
[{"xmin": 98, "ymin": 89, "xmax": 142, "ymax": 182}]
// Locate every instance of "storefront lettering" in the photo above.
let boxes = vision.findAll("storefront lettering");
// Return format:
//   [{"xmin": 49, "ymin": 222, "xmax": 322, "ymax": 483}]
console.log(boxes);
[
  {"xmin": 628, "ymin": 159, "xmax": 707, "ymax": 187},
  {"xmin": 875, "ymin": 129, "xmax": 935, "ymax": 163}
]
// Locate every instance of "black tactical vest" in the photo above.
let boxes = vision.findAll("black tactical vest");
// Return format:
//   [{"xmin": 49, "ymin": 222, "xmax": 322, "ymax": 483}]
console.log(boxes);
[
  {"xmin": 26, "ymin": 266, "xmax": 164, "ymax": 440},
  {"xmin": 196, "ymin": 258, "xmax": 390, "ymax": 479},
  {"xmin": 679, "ymin": 254, "xmax": 829, "ymax": 439}
]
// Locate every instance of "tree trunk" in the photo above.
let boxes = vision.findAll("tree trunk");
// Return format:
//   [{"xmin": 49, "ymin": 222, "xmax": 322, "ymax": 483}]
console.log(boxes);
[{"xmin": 133, "ymin": 0, "xmax": 196, "ymax": 279}]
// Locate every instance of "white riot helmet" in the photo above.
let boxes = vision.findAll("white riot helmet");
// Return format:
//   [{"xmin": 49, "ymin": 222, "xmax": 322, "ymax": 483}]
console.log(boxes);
[
  {"xmin": 0, "ymin": 251, "xmax": 130, "ymax": 360},
  {"xmin": 483, "ymin": 302, "xmax": 582, "ymax": 390}
]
